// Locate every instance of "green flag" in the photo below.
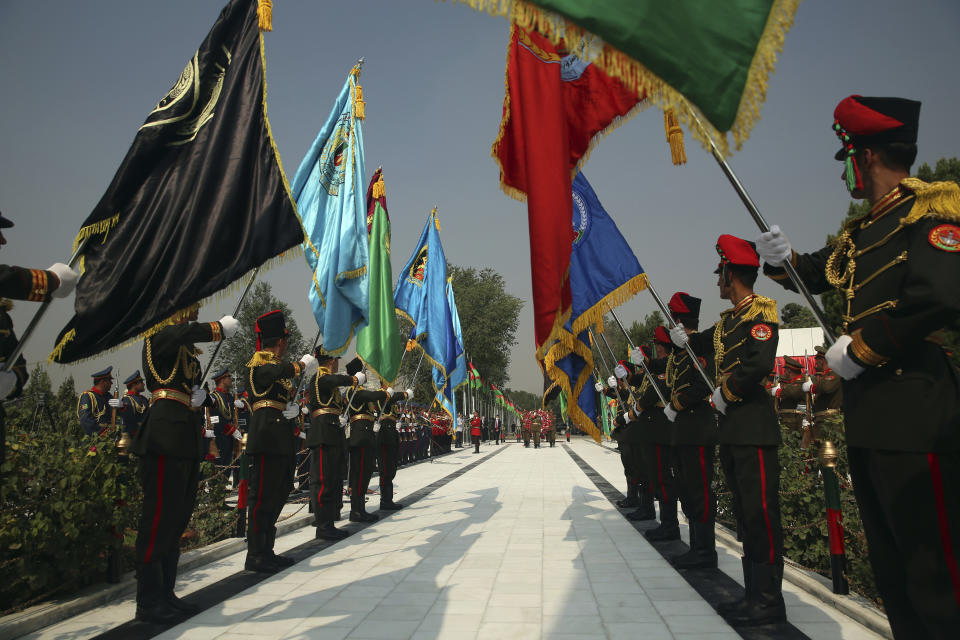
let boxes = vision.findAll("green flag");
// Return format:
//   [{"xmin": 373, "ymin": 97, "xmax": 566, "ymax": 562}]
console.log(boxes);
[
  {"xmin": 558, "ymin": 390, "xmax": 568, "ymax": 423},
  {"xmin": 357, "ymin": 169, "xmax": 401, "ymax": 383}
]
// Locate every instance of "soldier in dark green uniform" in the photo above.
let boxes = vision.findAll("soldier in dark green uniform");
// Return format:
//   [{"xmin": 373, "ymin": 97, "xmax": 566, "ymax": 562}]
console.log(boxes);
[
  {"xmin": 78, "ymin": 367, "xmax": 114, "ymax": 437},
  {"xmin": 806, "ymin": 347, "xmax": 842, "ymax": 447},
  {"xmin": 306, "ymin": 350, "xmax": 360, "ymax": 541},
  {"xmin": 608, "ymin": 372, "xmax": 656, "ymax": 521},
  {"xmin": 673, "ymin": 234, "xmax": 784, "ymax": 625},
  {"xmin": 0, "ymin": 210, "xmax": 78, "ymax": 468},
  {"xmin": 774, "ymin": 357, "xmax": 807, "ymax": 436},
  {"xmin": 376, "ymin": 382, "xmax": 412, "ymax": 511},
  {"xmin": 346, "ymin": 383, "xmax": 391, "ymax": 522},
  {"xmin": 117, "ymin": 370, "xmax": 149, "ymax": 439},
  {"xmin": 758, "ymin": 95, "xmax": 960, "ymax": 638},
  {"xmin": 131, "ymin": 305, "xmax": 238, "ymax": 622},
  {"xmin": 244, "ymin": 310, "xmax": 317, "ymax": 573},
  {"xmin": 662, "ymin": 293, "xmax": 719, "ymax": 569}
]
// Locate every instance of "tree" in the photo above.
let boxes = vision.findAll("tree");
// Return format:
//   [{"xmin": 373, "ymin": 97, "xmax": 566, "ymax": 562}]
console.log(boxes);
[
  {"xmin": 211, "ymin": 282, "xmax": 307, "ymax": 392},
  {"xmin": 504, "ymin": 388, "xmax": 541, "ymax": 411},
  {"xmin": 780, "ymin": 303, "xmax": 818, "ymax": 329}
]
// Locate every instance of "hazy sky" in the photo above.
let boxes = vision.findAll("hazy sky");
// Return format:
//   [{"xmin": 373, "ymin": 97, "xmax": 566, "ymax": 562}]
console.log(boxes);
[{"xmin": 1, "ymin": 1, "xmax": 958, "ymax": 394}]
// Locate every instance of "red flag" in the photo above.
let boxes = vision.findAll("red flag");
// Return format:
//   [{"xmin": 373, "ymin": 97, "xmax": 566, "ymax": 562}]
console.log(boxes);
[{"xmin": 494, "ymin": 24, "xmax": 642, "ymax": 356}]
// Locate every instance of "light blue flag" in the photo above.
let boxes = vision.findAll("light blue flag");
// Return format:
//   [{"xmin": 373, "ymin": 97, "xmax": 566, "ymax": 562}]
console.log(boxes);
[
  {"xmin": 395, "ymin": 209, "xmax": 457, "ymax": 415},
  {"xmin": 433, "ymin": 279, "xmax": 466, "ymax": 417},
  {"xmin": 291, "ymin": 66, "xmax": 368, "ymax": 356}
]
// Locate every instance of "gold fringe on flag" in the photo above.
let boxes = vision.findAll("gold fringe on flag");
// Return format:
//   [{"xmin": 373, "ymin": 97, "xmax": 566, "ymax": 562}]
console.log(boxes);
[
  {"xmin": 257, "ymin": 0, "xmax": 273, "ymax": 32},
  {"xmin": 663, "ymin": 109, "xmax": 687, "ymax": 165}
]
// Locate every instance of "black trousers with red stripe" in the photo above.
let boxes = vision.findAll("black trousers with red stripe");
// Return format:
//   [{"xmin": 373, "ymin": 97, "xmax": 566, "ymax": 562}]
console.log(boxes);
[
  {"xmin": 135, "ymin": 454, "xmax": 200, "ymax": 565},
  {"xmin": 247, "ymin": 453, "xmax": 294, "ymax": 556},
  {"xmin": 378, "ymin": 443, "xmax": 399, "ymax": 504},
  {"xmin": 349, "ymin": 444, "xmax": 376, "ymax": 513},
  {"xmin": 718, "ymin": 444, "xmax": 783, "ymax": 565},
  {"xmin": 310, "ymin": 444, "xmax": 344, "ymax": 524},
  {"xmin": 675, "ymin": 444, "xmax": 716, "ymax": 525},
  {"xmin": 848, "ymin": 447, "xmax": 960, "ymax": 639}
]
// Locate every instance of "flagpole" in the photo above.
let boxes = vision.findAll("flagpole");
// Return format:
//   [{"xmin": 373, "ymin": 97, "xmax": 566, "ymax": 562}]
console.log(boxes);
[
  {"xmin": 403, "ymin": 348, "xmax": 426, "ymax": 413},
  {"xmin": 683, "ymin": 104, "xmax": 836, "ymax": 344},
  {"xmin": 588, "ymin": 328, "xmax": 615, "ymax": 381},
  {"xmin": 3, "ymin": 237, "xmax": 89, "ymax": 372},
  {"xmin": 643, "ymin": 283, "xmax": 715, "ymax": 389},
  {"xmin": 201, "ymin": 266, "xmax": 262, "ymax": 383},
  {"xmin": 594, "ymin": 327, "xmax": 639, "ymax": 408},
  {"xmin": 606, "ymin": 310, "xmax": 670, "ymax": 408}
]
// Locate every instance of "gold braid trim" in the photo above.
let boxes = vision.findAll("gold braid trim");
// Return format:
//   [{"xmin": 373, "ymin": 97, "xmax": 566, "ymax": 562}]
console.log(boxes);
[
  {"xmin": 849, "ymin": 328, "xmax": 888, "ymax": 367},
  {"xmin": 246, "ymin": 350, "xmax": 280, "ymax": 368},
  {"xmin": 899, "ymin": 178, "xmax": 960, "ymax": 225},
  {"xmin": 741, "ymin": 295, "xmax": 779, "ymax": 323}
]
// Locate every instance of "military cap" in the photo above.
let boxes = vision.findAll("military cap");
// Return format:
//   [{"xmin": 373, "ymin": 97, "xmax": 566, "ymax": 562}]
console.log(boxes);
[
  {"xmin": 714, "ymin": 234, "xmax": 760, "ymax": 273},
  {"xmin": 91, "ymin": 366, "xmax": 113, "ymax": 381},
  {"xmin": 0, "ymin": 209, "xmax": 12, "ymax": 229},
  {"xmin": 212, "ymin": 368, "xmax": 231, "ymax": 382},
  {"xmin": 833, "ymin": 95, "xmax": 921, "ymax": 161},
  {"xmin": 254, "ymin": 309, "xmax": 288, "ymax": 350},
  {"xmin": 783, "ymin": 356, "xmax": 804, "ymax": 372},
  {"xmin": 653, "ymin": 325, "xmax": 672, "ymax": 345},
  {"xmin": 123, "ymin": 370, "xmax": 143, "ymax": 386},
  {"xmin": 313, "ymin": 346, "xmax": 337, "ymax": 362},
  {"xmin": 814, "ymin": 345, "xmax": 827, "ymax": 356}
]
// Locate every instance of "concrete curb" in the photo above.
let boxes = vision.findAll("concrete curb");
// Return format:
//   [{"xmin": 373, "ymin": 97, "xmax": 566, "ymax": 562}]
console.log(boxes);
[{"xmin": 0, "ymin": 513, "xmax": 313, "ymax": 640}]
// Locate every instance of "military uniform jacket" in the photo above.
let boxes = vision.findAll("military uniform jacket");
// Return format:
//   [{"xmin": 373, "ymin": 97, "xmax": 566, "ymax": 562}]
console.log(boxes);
[
  {"xmin": 0, "ymin": 302, "xmax": 28, "ymax": 410},
  {"xmin": 120, "ymin": 392, "xmax": 149, "ymax": 436},
  {"xmin": 305, "ymin": 368, "xmax": 354, "ymax": 448},
  {"xmin": 664, "ymin": 345, "xmax": 717, "ymax": 446},
  {"xmin": 634, "ymin": 360, "xmax": 673, "ymax": 445},
  {"xmin": 210, "ymin": 389, "xmax": 238, "ymax": 438},
  {"xmin": 689, "ymin": 295, "xmax": 781, "ymax": 446},
  {"xmin": 78, "ymin": 388, "xmax": 111, "ymax": 436},
  {"xmin": 812, "ymin": 369, "xmax": 842, "ymax": 413},
  {"xmin": 777, "ymin": 374, "xmax": 806, "ymax": 410},
  {"xmin": 0, "ymin": 266, "xmax": 56, "ymax": 410},
  {"xmin": 347, "ymin": 389, "xmax": 390, "ymax": 448},
  {"xmin": 245, "ymin": 351, "xmax": 303, "ymax": 456},
  {"xmin": 376, "ymin": 393, "xmax": 406, "ymax": 450},
  {"xmin": 133, "ymin": 321, "xmax": 221, "ymax": 457},
  {"xmin": 764, "ymin": 179, "xmax": 960, "ymax": 450}
]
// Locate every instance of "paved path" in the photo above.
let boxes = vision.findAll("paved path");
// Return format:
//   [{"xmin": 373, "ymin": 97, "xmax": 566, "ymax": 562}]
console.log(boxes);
[{"xmin": 20, "ymin": 440, "xmax": 887, "ymax": 640}]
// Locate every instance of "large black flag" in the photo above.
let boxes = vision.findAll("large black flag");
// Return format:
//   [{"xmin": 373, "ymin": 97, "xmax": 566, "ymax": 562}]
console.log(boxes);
[{"xmin": 51, "ymin": 0, "xmax": 302, "ymax": 364}]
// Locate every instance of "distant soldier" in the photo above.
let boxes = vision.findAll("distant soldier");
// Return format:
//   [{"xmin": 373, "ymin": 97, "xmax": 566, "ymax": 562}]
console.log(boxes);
[
  {"xmin": 130, "ymin": 305, "xmax": 237, "ymax": 623},
  {"xmin": 376, "ymin": 383, "xmax": 411, "ymax": 510},
  {"xmin": 0, "ymin": 209, "xmax": 78, "ymax": 467},
  {"xmin": 244, "ymin": 310, "xmax": 317, "ymax": 572},
  {"xmin": 78, "ymin": 367, "xmax": 114, "ymax": 437},
  {"xmin": 345, "ymin": 381, "xmax": 390, "ymax": 522},
  {"xmin": 116, "ymin": 370, "xmax": 149, "ymax": 439},
  {"xmin": 208, "ymin": 369, "xmax": 242, "ymax": 474},
  {"xmin": 806, "ymin": 346, "xmax": 842, "ymax": 445},
  {"xmin": 773, "ymin": 357, "xmax": 806, "ymax": 435}
]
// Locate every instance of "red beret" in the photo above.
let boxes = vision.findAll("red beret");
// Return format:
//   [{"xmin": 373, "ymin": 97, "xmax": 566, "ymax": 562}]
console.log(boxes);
[
  {"xmin": 654, "ymin": 325, "xmax": 671, "ymax": 345},
  {"xmin": 716, "ymin": 234, "xmax": 759, "ymax": 269}
]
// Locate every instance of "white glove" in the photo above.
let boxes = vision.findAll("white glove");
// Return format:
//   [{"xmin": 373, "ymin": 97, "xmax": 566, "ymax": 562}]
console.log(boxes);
[
  {"xmin": 614, "ymin": 364, "xmax": 628, "ymax": 379},
  {"xmin": 48, "ymin": 262, "xmax": 78, "ymax": 298},
  {"xmin": 802, "ymin": 380, "xmax": 813, "ymax": 393},
  {"xmin": 629, "ymin": 348, "xmax": 644, "ymax": 365},
  {"xmin": 282, "ymin": 403, "xmax": 300, "ymax": 419},
  {"xmin": 190, "ymin": 385, "xmax": 207, "ymax": 407},
  {"xmin": 108, "ymin": 398, "xmax": 123, "ymax": 408},
  {"xmin": 218, "ymin": 315, "xmax": 239, "ymax": 339},
  {"xmin": 339, "ymin": 415, "xmax": 348, "ymax": 427},
  {"xmin": 373, "ymin": 422, "xmax": 381, "ymax": 433},
  {"xmin": 801, "ymin": 418, "xmax": 810, "ymax": 429},
  {"xmin": 234, "ymin": 399, "xmax": 245, "ymax": 409},
  {"xmin": 0, "ymin": 371, "xmax": 17, "ymax": 399},
  {"xmin": 209, "ymin": 415, "xmax": 220, "ymax": 424},
  {"xmin": 711, "ymin": 387, "xmax": 728, "ymax": 415},
  {"xmin": 301, "ymin": 406, "xmax": 309, "ymax": 415},
  {"xmin": 769, "ymin": 384, "xmax": 781, "ymax": 397},
  {"xmin": 607, "ymin": 376, "xmax": 617, "ymax": 389},
  {"xmin": 826, "ymin": 334, "xmax": 865, "ymax": 380},
  {"xmin": 299, "ymin": 354, "xmax": 319, "ymax": 376},
  {"xmin": 670, "ymin": 324, "xmax": 689, "ymax": 348},
  {"xmin": 406, "ymin": 389, "xmax": 414, "ymax": 399},
  {"xmin": 386, "ymin": 387, "xmax": 394, "ymax": 396},
  {"xmin": 355, "ymin": 371, "xmax": 367, "ymax": 386},
  {"xmin": 663, "ymin": 405, "xmax": 678, "ymax": 422},
  {"xmin": 232, "ymin": 430, "xmax": 243, "ymax": 441},
  {"xmin": 204, "ymin": 429, "xmax": 215, "ymax": 438},
  {"xmin": 594, "ymin": 382, "xmax": 603, "ymax": 393},
  {"xmin": 756, "ymin": 225, "xmax": 792, "ymax": 267},
  {"xmin": 298, "ymin": 430, "xmax": 307, "ymax": 439}
]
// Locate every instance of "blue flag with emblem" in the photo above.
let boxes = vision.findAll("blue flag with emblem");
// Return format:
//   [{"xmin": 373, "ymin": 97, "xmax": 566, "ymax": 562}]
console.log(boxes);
[
  {"xmin": 545, "ymin": 172, "xmax": 648, "ymax": 441},
  {"xmin": 395, "ymin": 209, "xmax": 457, "ymax": 415},
  {"xmin": 432, "ymin": 278, "xmax": 467, "ymax": 417},
  {"xmin": 291, "ymin": 64, "xmax": 368, "ymax": 356}
]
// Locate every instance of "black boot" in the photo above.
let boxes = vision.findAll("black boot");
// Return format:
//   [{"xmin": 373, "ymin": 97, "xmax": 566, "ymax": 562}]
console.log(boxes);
[
  {"xmin": 717, "ymin": 556, "xmax": 752, "ymax": 614},
  {"xmin": 724, "ymin": 561, "xmax": 786, "ymax": 626},
  {"xmin": 380, "ymin": 484, "xmax": 403, "ymax": 510},
  {"xmin": 626, "ymin": 489, "xmax": 656, "ymax": 521},
  {"xmin": 135, "ymin": 561, "xmax": 181, "ymax": 624},
  {"xmin": 244, "ymin": 533, "xmax": 280, "ymax": 573},
  {"xmin": 672, "ymin": 522, "xmax": 718, "ymax": 569},
  {"xmin": 350, "ymin": 510, "xmax": 379, "ymax": 523},
  {"xmin": 616, "ymin": 482, "xmax": 640, "ymax": 508},
  {"xmin": 266, "ymin": 529, "xmax": 295, "ymax": 567},
  {"xmin": 162, "ymin": 553, "xmax": 200, "ymax": 614},
  {"xmin": 316, "ymin": 522, "xmax": 350, "ymax": 540},
  {"xmin": 645, "ymin": 498, "xmax": 680, "ymax": 541}
]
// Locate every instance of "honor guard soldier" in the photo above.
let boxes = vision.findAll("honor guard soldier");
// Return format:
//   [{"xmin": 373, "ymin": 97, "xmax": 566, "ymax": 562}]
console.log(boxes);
[
  {"xmin": 78, "ymin": 367, "xmax": 114, "ymax": 437},
  {"xmin": 774, "ymin": 357, "xmax": 807, "ymax": 435},
  {"xmin": 306, "ymin": 350, "xmax": 361, "ymax": 541},
  {"xmin": 638, "ymin": 328, "xmax": 681, "ymax": 542},
  {"xmin": 470, "ymin": 411, "xmax": 483, "ymax": 453},
  {"xmin": 673, "ymin": 235, "xmax": 785, "ymax": 625},
  {"xmin": 244, "ymin": 310, "xmax": 318, "ymax": 572},
  {"xmin": 116, "ymin": 370, "xmax": 148, "ymax": 438},
  {"xmin": 130, "ymin": 305, "xmax": 238, "ymax": 623},
  {"xmin": 209, "ymin": 369, "xmax": 242, "ymax": 473},
  {"xmin": 806, "ymin": 347, "xmax": 842, "ymax": 445},
  {"xmin": 661, "ymin": 293, "xmax": 719, "ymax": 569},
  {"xmin": 0, "ymin": 209, "xmax": 78, "ymax": 467},
  {"xmin": 758, "ymin": 95, "xmax": 960, "ymax": 638},
  {"xmin": 345, "ymin": 381, "xmax": 391, "ymax": 522},
  {"xmin": 376, "ymin": 383, "xmax": 412, "ymax": 510},
  {"xmin": 606, "ymin": 374, "xmax": 656, "ymax": 521}
]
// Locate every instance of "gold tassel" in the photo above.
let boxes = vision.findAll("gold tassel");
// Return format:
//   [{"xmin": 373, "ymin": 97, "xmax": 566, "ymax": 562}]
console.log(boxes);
[
  {"xmin": 664, "ymin": 109, "xmax": 687, "ymax": 166},
  {"xmin": 353, "ymin": 83, "xmax": 365, "ymax": 121},
  {"xmin": 406, "ymin": 339, "xmax": 416, "ymax": 352},
  {"xmin": 257, "ymin": 0, "xmax": 273, "ymax": 32},
  {"xmin": 372, "ymin": 173, "xmax": 385, "ymax": 199}
]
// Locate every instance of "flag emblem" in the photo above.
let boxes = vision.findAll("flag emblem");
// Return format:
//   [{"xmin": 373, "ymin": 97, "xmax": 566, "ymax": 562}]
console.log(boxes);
[
  {"xmin": 408, "ymin": 245, "xmax": 428, "ymax": 285},
  {"xmin": 318, "ymin": 115, "xmax": 350, "ymax": 195}
]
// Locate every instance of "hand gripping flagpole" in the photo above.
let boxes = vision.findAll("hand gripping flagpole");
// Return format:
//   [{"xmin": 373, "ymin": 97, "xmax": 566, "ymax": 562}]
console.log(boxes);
[
  {"xmin": 594, "ymin": 327, "xmax": 638, "ymax": 408},
  {"xmin": 643, "ymin": 282, "xmax": 715, "ymax": 389},
  {"xmin": 201, "ymin": 266, "xmax": 262, "ymax": 384},
  {"xmin": 683, "ymin": 104, "xmax": 836, "ymax": 344},
  {"xmin": 3, "ymin": 237, "xmax": 90, "ymax": 372},
  {"xmin": 605, "ymin": 310, "xmax": 670, "ymax": 408}
]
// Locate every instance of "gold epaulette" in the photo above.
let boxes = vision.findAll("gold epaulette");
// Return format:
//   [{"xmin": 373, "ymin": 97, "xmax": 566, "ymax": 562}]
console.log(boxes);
[
  {"xmin": 900, "ymin": 178, "xmax": 960, "ymax": 225},
  {"xmin": 246, "ymin": 350, "xmax": 280, "ymax": 368},
  {"xmin": 742, "ymin": 295, "xmax": 778, "ymax": 324}
]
